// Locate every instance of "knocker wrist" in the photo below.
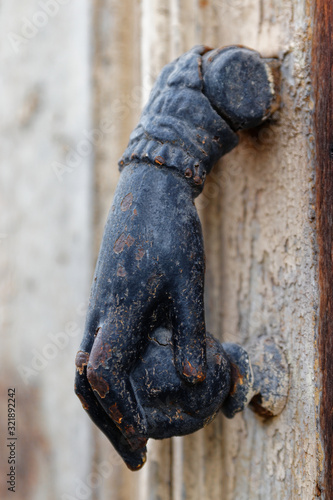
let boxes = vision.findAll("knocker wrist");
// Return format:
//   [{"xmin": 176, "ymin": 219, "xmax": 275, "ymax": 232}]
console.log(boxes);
[{"xmin": 119, "ymin": 155, "xmax": 209, "ymax": 195}]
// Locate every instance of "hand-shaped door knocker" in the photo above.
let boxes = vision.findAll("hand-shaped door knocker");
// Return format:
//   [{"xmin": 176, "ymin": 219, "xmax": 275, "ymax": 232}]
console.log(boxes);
[{"xmin": 75, "ymin": 45, "xmax": 289, "ymax": 471}]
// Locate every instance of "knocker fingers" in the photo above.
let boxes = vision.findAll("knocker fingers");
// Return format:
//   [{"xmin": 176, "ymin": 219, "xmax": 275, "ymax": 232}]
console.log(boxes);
[
  {"xmin": 171, "ymin": 277, "xmax": 207, "ymax": 385},
  {"xmin": 86, "ymin": 311, "xmax": 149, "ymax": 450}
]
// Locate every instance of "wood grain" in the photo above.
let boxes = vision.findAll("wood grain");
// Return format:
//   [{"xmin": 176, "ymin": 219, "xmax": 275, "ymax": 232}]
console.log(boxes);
[
  {"xmin": 0, "ymin": 1, "xmax": 94, "ymax": 498},
  {"xmin": 312, "ymin": 0, "xmax": 333, "ymax": 496}
]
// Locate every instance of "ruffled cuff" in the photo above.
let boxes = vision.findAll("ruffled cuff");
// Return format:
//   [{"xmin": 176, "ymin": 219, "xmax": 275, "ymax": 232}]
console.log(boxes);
[{"xmin": 119, "ymin": 46, "xmax": 238, "ymax": 193}]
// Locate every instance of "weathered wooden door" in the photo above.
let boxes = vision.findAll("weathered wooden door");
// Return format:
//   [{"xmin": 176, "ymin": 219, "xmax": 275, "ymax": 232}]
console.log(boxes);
[{"xmin": 1, "ymin": 1, "xmax": 332, "ymax": 499}]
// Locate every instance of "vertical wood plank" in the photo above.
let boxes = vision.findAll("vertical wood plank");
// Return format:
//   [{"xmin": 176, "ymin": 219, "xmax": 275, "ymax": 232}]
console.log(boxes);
[
  {"xmin": 92, "ymin": 0, "xmax": 142, "ymax": 249},
  {"xmin": 141, "ymin": 0, "xmax": 171, "ymax": 103},
  {"xmin": 312, "ymin": 0, "xmax": 333, "ymax": 496},
  {"xmin": 0, "ymin": 1, "xmax": 94, "ymax": 499},
  {"xmin": 203, "ymin": 1, "xmax": 320, "ymax": 498}
]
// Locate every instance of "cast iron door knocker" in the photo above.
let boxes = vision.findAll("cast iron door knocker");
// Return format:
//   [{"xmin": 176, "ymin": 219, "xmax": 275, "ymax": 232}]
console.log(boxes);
[{"xmin": 75, "ymin": 45, "xmax": 289, "ymax": 471}]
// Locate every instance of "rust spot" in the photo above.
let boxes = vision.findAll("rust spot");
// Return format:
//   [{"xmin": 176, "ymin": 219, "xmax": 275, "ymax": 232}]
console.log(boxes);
[
  {"xmin": 147, "ymin": 272, "xmax": 163, "ymax": 289},
  {"xmin": 114, "ymin": 233, "xmax": 135, "ymax": 253},
  {"xmin": 114, "ymin": 233, "xmax": 127, "ymax": 253},
  {"xmin": 126, "ymin": 454, "xmax": 147, "ymax": 471},
  {"xmin": 183, "ymin": 360, "xmax": 206, "ymax": 382},
  {"xmin": 214, "ymin": 353, "xmax": 222, "ymax": 364},
  {"xmin": 125, "ymin": 424, "xmax": 136, "ymax": 437},
  {"xmin": 121, "ymin": 192, "xmax": 133, "ymax": 212},
  {"xmin": 123, "ymin": 425, "xmax": 148, "ymax": 451},
  {"xmin": 135, "ymin": 246, "xmax": 145, "ymax": 260},
  {"xmin": 133, "ymin": 208, "xmax": 138, "ymax": 216},
  {"xmin": 89, "ymin": 336, "xmax": 111, "ymax": 369},
  {"xmin": 125, "ymin": 234, "xmax": 135, "ymax": 247},
  {"xmin": 117, "ymin": 264, "xmax": 127, "ymax": 277},
  {"xmin": 201, "ymin": 45, "xmax": 213, "ymax": 55},
  {"xmin": 109, "ymin": 403, "xmax": 123, "ymax": 424},
  {"xmin": 184, "ymin": 168, "xmax": 193, "ymax": 178},
  {"xmin": 193, "ymin": 175, "xmax": 203, "ymax": 185},
  {"xmin": 75, "ymin": 351, "xmax": 89, "ymax": 375},
  {"xmin": 199, "ymin": 0, "xmax": 209, "ymax": 7},
  {"xmin": 77, "ymin": 393, "xmax": 89, "ymax": 410},
  {"xmin": 87, "ymin": 367, "xmax": 110, "ymax": 398},
  {"xmin": 264, "ymin": 58, "xmax": 281, "ymax": 114},
  {"xmin": 229, "ymin": 362, "xmax": 244, "ymax": 396},
  {"xmin": 124, "ymin": 426, "xmax": 148, "ymax": 451},
  {"xmin": 154, "ymin": 156, "xmax": 165, "ymax": 165}
]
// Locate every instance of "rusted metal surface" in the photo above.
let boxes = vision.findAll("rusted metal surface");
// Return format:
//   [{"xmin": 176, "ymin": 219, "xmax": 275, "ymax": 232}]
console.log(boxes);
[
  {"xmin": 75, "ymin": 45, "xmax": 281, "ymax": 471},
  {"xmin": 221, "ymin": 343, "xmax": 254, "ymax": 419},
  {"xmin": 221, "ymin": 338, "xmax": 289, "ymax": 419},
  {"xmin": 312, "ymin": 0, "xmax": 333, "ymax": 496},
  {"xmin": 133, "ymin": 329, "xmax": 231, "ymax": 437}
]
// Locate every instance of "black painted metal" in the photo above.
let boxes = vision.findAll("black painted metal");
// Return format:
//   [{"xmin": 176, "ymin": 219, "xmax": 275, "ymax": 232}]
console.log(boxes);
[{"xmin": 75, "ymin": 45, "xmax": 281, "ymax": 471}]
